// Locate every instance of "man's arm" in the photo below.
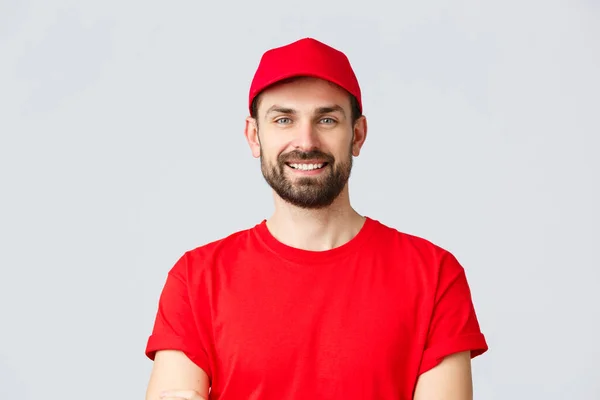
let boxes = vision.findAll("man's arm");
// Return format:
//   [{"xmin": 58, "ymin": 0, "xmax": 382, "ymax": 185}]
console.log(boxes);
[
  {"xmin": 145, "ymin": 350, "xmax": 210, "ymax": 400},
  {"xmin": 413, "ymin": 351, "xmax": 473, "ymax": 400}
]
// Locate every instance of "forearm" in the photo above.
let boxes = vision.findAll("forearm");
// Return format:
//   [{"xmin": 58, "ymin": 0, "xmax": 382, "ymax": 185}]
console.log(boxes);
[
  {"xmin": 413, "ymin": 351, "xmax": 473, "ymax": 400},
  {"xmin": 146, "ymin": 350, "xmax": 210, "ymax": 400}
]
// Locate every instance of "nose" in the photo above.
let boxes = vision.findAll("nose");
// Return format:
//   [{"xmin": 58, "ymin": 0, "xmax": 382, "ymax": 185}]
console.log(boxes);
[{"xmin": 292, "ymin": 120, "xmax": 321, "ymax": 151}]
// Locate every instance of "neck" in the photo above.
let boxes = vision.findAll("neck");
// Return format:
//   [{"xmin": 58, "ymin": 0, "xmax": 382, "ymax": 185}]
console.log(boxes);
[{"xmin": 266, "ymin": 186, "xmax": 366, "ymax": 251}]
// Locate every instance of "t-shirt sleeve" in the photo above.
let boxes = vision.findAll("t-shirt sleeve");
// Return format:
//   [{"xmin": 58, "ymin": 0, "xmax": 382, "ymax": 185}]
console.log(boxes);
[
  {"xmin": 419, "ymin": 251, "xmax": 488, "ymax": 375},
  {"xmin": 145, "ymin": 252, "xmax": 212, "ymax": 378}
]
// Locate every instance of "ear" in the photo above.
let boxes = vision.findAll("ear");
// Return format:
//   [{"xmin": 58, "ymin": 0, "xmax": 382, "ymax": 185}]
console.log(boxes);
[
  {"xmin": 351, "ymin": 115, "xmax": 368, "ymax": 157},
  {"xmin": 244, "ymin": 116, "xmax": 261, "ymax": 158}
]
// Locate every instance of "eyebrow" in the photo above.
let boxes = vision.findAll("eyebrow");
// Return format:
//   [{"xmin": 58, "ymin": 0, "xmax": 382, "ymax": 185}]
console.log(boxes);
[
  {"xmin": 264, "ymin": 104, "xmax": 346, "ymax": 118},
  {"xmin": 315, "ymin": 105, "xmax": 346, "ymax": 117},
  {"xmin": 265, "ymin": 106, "xmax": 296, "ymax": 116}
]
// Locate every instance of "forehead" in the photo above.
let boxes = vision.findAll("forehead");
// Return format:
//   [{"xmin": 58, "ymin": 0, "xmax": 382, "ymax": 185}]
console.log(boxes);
[{"xmin": 256, "ymin": 77, "xmax": 351, "ymax": 114}]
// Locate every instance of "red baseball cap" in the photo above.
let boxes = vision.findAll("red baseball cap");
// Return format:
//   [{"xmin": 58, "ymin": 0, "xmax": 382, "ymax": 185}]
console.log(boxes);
[{"xmin": 248, "ymin": 38, "xmax": 362, "ymax": 114}]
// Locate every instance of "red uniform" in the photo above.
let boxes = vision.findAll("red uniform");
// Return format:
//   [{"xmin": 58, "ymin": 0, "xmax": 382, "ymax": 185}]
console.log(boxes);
[{"xmin": 146, "ymin": 217, "xmax": 488, "ymax": 399}]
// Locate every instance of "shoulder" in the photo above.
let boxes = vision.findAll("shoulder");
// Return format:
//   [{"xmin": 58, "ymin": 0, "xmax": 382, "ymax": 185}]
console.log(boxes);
[
  {"xmin": 168, "ymin": 222, "xmax": 261, "ymax": 278},
  {"xmin": 368, "ymin": 217, "xmax": 470, "ymax": 293},
  {"xmin": 368, "ymin": 217, "xmax": 452, "ymax": 262}
]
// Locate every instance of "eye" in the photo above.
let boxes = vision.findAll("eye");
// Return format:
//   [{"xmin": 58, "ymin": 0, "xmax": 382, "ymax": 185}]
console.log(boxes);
[
  {"xmin": 320, "ymin": 117, "xmax": 336, "ymax": 124},
  {"xmin": 275, "ymin": 117, "xmax": 292, "ymax": 124}
]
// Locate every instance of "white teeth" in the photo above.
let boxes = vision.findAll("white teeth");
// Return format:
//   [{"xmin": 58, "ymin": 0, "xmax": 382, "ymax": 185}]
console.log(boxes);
[{"xmin": 289, "ymin": 163, "xmax": 324, "ymax": 171}]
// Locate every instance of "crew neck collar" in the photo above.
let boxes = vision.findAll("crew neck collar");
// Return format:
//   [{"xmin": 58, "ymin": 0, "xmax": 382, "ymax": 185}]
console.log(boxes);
[{"xmin": 253, "ymin": 216, "xmax": 378, "ymax": 264}]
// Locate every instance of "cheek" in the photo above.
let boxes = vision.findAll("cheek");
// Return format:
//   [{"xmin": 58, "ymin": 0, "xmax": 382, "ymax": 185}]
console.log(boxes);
[
  {"xmin": 258, "ymin": 130, "xmax": 286, "ymax": 152},
  {"xmin": 329, "ymin": 142, "xmax": 353, "ymax": 161},
  {"xmin": 260, "ymin": 144, "xmax": 287, "ymax": 164},
  {"xmin": 322, "ymin": 131, "xmax": 353, "ymax": 152},
  {"xmin": 261, "ymin": 143, "xmax": 293, "ymax": 163}
]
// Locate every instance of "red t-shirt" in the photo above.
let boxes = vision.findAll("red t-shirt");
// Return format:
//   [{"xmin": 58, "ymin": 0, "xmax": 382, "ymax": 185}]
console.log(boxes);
[{"xmin": 145, "ymin": 217, "xmax": 488, "ymax": 399}]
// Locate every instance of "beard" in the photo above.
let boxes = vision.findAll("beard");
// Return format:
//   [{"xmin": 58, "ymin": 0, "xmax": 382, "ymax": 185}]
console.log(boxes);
[{"xmin": 260, "ymin": 146, "xmax": 353, "ymax": 209}]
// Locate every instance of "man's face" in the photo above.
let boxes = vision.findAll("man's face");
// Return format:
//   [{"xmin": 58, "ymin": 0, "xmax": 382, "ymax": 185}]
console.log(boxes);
[{"xmin": 251, "ymin": 77, "xmax": 358, "ymax": 209}]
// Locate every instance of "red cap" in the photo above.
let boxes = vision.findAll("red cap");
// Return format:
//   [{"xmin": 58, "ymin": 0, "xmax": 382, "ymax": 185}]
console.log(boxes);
[{"xmin": 248, "ymin": 38, "xmax": 362, "ymax": 114}]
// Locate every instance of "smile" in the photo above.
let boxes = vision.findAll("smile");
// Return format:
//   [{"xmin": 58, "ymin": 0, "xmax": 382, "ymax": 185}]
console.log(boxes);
[{"xmin": 286, "ymin": 163, "xmax": 328, "ymax": 171}]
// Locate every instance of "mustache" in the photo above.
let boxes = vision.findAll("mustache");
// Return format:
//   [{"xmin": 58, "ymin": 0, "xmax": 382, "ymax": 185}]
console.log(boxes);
[{"xmin": 278, "ymin": 150, "xmax": 335, "ymax": 164}]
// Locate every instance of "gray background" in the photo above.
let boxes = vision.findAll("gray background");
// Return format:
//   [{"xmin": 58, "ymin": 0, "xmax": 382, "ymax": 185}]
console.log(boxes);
[{"xmin": 1, "ymin": 0, "xmax": 598, "ymax": 399}]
